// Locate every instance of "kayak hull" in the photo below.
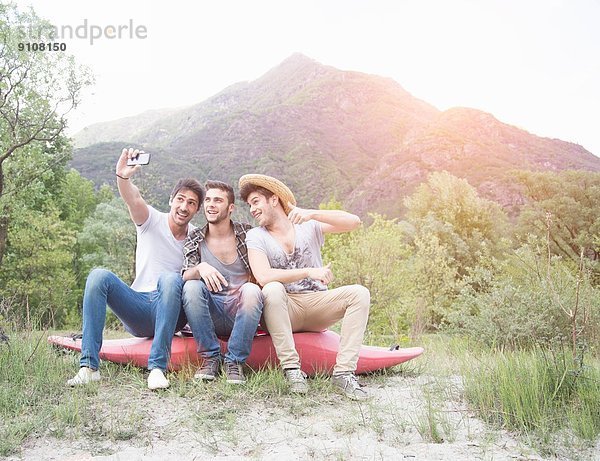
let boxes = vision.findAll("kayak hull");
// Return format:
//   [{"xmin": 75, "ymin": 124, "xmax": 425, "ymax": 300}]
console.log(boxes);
[{"xmin": 48, "ymin": 330, "xmax": 424, "ymax": 376}]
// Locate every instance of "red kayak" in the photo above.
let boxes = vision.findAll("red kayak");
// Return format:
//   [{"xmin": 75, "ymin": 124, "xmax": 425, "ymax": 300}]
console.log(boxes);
[{"xmin": 48, "ymin": 330, "xmax": 424, "ymax": 376}]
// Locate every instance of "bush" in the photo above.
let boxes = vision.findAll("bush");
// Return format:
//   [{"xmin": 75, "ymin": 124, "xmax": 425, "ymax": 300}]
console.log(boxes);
[
  {"xmin": 450, "ymin": 239, "xmax": 600, "ymax": 353},
  {"xmin": 324, "ymin": 215, "xmax": 415, "ymax": 337}
]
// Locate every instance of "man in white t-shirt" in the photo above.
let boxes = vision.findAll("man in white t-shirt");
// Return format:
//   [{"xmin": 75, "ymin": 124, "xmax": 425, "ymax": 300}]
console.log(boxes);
[
  {"xmin": 67, "ymin": 148, "xmax": 203, "ymax": 390},
  {"xmin": 239, "ymin": 174, "xmax": 371, "ymax": 401}
]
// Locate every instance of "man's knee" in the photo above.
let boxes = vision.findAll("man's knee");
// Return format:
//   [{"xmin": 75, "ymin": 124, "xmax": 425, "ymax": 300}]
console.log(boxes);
[
  {"xmin": 262, "ymin": 281, "xmax": 286, "ymax": 301},
  {"xmin": 85, "ymin": 268, "xmax": 114, "ymax": 290},
  {"xmin": 240, "ymin": 283, "xmax": 264, "ymax": 313},
  {"xmin": 349, "ymin": 285, "xmax": 370, "ymax": 309},
  {"xmin": 157, "ymin": 272, "xmax": 183, "ymax": 295},
  {"xmin": 159, "ymin": 271, "xmax": 183, "ymax": 287},
  {"xmin": 182, "ymin": 279, "xmax": 209, "ymax": 299},
  {"xmin": 182, "ymin": 280, "xmax": 211, "ymax": 314}
]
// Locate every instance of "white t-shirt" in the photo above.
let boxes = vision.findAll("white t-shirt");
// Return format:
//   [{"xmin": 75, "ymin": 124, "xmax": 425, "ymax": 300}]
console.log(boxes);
[
  {"xmin": 130, "ymin": 206, "xmax": 195, "ymax": 292},
  {"xmin": 245, "ymin": 220, "xmax": 326, "ymax": 293}
]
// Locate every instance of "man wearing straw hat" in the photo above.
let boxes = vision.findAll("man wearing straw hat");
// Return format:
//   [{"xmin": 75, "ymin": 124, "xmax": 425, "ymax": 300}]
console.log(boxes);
[{"xmin": 239, "ymin": 174, "xmax": 370, "ymax": 401}]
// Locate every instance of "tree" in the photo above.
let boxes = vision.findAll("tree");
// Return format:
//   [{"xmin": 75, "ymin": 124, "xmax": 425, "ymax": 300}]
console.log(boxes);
[
  {"xmin": 0, "ymin": 3, "xmax": 92, "ymax": 265},
  {"xmin": 405, "ymin": 171, "xmax": 508, "ymax": 273},
  {"xmin": 77, "ymin": 197, "xmax": 137, "ymax": 285},
  {"xmin": 410, "ymin": 226, "xmax": 461, "ymax": 326},
  {"xmin": 404, "ymin": 171, "xmax": 509, "ymax": 326},
  {"xmin": 515, "ymin": 170, "xmax": 600, "ymax": 263},
  {"xmin": 0, "ymin": 206, "xmax": 78, "ymax": 327},
  {"xmin": 320, "ymin": 196, "xmax": 351, "ymax": 263},
  {"xmin": 56, "ymin": 169, "xmax": 98, "ymax": 232}
]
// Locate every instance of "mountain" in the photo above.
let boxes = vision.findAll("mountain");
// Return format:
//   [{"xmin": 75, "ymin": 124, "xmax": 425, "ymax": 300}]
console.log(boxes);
[
  {"xmin": 347, "ymin": 107, "xmax": 600, "ymax": 216},
  {"xmin": 73, "ymin": 108, "xmax": 181, "ymax": 149},
  {"xmin": 71, "ymin": 53, "xmax": 600, "ymax": 217}
]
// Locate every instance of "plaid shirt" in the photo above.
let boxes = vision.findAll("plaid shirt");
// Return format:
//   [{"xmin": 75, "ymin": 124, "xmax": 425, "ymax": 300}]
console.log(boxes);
[{"xmin": 182, "ymin": 221, "xmax": 255, "ymax": 283}]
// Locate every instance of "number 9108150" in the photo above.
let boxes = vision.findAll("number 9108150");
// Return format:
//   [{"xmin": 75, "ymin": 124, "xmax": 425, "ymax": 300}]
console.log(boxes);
[{"xmin": 18, "ymin": 42, "xmax": 67, "ymax": 52}]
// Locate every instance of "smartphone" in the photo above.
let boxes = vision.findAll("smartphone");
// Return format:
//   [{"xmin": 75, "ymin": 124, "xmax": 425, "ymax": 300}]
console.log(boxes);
[{"xmin": 126, "ymin": 152, "xmax": 151, "ymax": 166}]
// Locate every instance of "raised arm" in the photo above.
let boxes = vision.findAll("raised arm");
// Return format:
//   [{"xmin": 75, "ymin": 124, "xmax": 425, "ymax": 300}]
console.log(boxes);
[
  {"xmin": 286, "ymin": 202, "xmax": 361, "ymax": 234},
  {"xmin": 248, "ymin": 248, "xmax": 333, "ymax": 287},
  {"xmin": 116, "ymin": 147, "xmax": 149, "ymax": 225}
]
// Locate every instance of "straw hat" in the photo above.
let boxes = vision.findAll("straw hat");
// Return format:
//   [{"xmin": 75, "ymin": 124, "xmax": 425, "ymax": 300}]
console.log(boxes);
[{"xmin": 239, "ymin": 174, "xmax": 296, "ymax": 215}]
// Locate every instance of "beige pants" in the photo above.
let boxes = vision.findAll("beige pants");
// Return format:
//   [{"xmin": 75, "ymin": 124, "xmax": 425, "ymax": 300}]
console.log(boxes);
[{"xmin": 262, "ymin": 282, "xmax": 370, "ymax": 374}]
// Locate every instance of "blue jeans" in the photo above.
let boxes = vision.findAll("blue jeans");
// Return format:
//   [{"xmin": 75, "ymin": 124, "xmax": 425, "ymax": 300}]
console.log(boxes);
[
  {"xmin": 182, "ymin": 280, "xmax": 263, "ymax": 364},
  {"xmin": 80, "ymin": 268, "xmax": 187, "ymax": 371}
]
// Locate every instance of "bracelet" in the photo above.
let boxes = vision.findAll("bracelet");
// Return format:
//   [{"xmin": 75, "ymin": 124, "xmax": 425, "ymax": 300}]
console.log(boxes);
[{"xmin": 116, "ymin": 173, "xmax": 129, "ymax": 180}]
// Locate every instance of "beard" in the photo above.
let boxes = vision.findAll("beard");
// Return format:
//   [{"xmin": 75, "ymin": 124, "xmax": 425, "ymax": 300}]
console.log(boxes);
[{"xmin": 206, "ymin": 210, "xmax": 229, "ymax": 224}]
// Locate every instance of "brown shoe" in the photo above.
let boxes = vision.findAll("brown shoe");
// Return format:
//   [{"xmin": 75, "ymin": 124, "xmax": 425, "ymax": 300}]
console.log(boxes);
[{"xmin": 194, "ymin": 357, "xmax": 221, "ymax": 381}]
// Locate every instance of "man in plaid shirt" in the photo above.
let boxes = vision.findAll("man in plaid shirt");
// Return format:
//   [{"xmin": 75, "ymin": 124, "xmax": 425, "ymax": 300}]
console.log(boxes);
[{"xmin": 182, "ymin": 180, "xmax": 263, "ymax": 384}]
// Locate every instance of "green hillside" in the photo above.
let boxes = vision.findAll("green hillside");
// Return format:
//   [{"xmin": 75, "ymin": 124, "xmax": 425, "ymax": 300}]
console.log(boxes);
[{"xmin": 71, "ymin": 54, "xmax": 600, "ymax": 217}]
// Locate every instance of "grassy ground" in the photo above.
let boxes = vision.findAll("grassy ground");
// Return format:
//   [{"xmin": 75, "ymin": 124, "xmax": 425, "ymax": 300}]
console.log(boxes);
[
  {"xmin": 1, "ymin": 331, "xmax": 599, "ymax": 460},
  {"xmin": 460, "ymin": 346, "xmax": 600, "ymax": 456},
  {"xmin": 0, "ymin": 330, "xmax": 411, "ymax": 458},
  {"xmin": 422, "ymin": 335, "xmax": 600, "ymax": 458}
]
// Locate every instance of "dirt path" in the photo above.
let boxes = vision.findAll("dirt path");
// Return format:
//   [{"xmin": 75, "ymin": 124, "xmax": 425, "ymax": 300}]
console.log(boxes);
[{"xmin": 7, "ymin": 374, "xmax": 572, "ymax": 461}]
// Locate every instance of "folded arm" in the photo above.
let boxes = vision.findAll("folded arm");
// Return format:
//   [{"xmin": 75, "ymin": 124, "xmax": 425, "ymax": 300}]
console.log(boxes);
[{"xmin": 248, "ymin": 249, "xmax": 333, "ymax": 287}]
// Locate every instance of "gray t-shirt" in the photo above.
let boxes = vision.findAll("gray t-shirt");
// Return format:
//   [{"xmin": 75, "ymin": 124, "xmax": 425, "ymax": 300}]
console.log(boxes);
[
  {"xmin": 200, "ymin": 240, "xmax": 248, "ymax": 296},
  {"xmin": 246, "ymin": 220, "xmax": 326, "ymax": 293}
]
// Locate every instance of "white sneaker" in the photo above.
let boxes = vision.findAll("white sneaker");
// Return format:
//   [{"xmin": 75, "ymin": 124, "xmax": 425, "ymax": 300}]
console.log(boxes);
[
  {"xmin": 285, "ymin": 368, "xmax": 308, "ymax": 394},
  {"xmin": 331, "ymin": 372, "xmax": 369, "ymax": 401},
  {"xmin": 147, "ymin": 369, "xmax": 169, "ymax": 390},
  {"xmin": 67, "ymin": 367, "xmax": 100, "ymax": 386}
]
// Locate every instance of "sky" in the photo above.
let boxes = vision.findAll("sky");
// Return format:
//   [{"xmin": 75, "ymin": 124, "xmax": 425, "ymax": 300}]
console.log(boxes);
[{"xmin": 14, "ymin": 0, "xmax": 600, "ymax": 156}]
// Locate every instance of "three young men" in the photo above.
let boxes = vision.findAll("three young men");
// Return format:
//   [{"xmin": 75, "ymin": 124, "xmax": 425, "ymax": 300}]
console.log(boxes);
[
  {"xmin": 240, "ymin": 174, "xmax": 371, "ymax": 401},
  {"xmin": 70, "ymin": 152, "xmax": 370, "ymax": 400},
  {"xmin": 68, "ymin": 148, "xmax": 203, "ymax": 390}
]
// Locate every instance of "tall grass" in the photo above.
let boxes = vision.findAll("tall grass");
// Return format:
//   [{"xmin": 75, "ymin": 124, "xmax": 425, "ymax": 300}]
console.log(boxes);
[
  {"xmin": 462, "ymin": 347, "xmax": 600, "ymax": 449},
  {"xmin": 0, "ymin": 331, "xmax": 91, "ymax": 456}
]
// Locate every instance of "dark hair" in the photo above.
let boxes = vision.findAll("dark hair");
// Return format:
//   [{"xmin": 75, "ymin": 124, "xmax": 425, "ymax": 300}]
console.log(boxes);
[
  {"xmin": 170, "ymin": 178, "xmax": 204, "ymax": 204},
  {"xmin": 239, "ymin": 183, "xmax": 275, "ymax": 203},
  {"xmin": 205, "ymin": 180, "xmax": 235, "ymax": 204}
]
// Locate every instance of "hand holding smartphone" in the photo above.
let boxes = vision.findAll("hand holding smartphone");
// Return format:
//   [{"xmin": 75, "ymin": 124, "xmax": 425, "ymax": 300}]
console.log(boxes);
[{"xmin": 127, "ymin": 151, "xmax": 151, "ymax": 166}]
